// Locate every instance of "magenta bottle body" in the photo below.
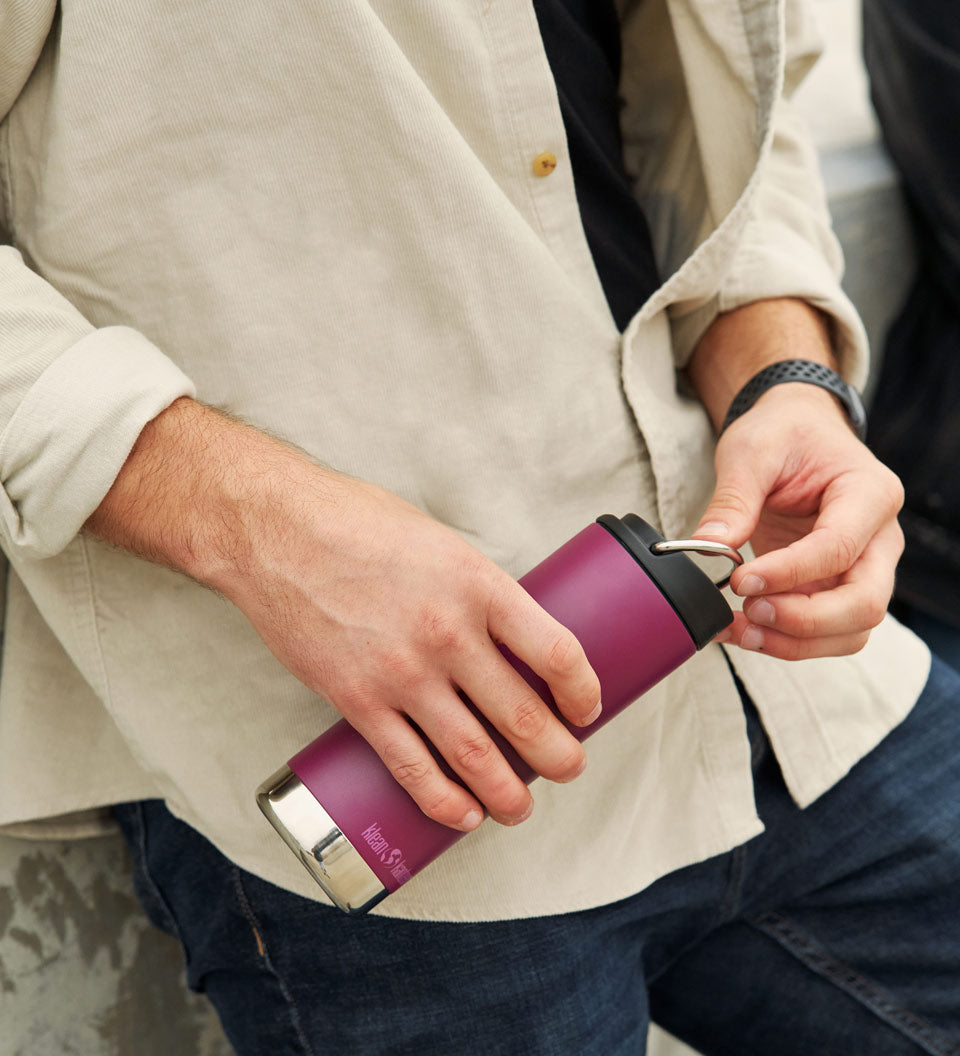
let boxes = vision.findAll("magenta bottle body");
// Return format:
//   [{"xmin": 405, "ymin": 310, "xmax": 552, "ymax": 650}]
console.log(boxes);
[{"xmin": 287, "ymin": 521, "xmax": 702, "ymax": 896}]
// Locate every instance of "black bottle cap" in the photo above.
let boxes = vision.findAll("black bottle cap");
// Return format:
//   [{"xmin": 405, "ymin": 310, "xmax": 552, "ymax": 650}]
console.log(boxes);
[{"xmin": 596, "ymin": 514, "xmax": 733, "ymax": 650}]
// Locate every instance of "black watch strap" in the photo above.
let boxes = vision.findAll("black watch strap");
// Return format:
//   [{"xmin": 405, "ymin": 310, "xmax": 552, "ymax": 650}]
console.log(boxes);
[{"xmin": 719, "ymin": 359, "xmax": 867, "ymax": 441}]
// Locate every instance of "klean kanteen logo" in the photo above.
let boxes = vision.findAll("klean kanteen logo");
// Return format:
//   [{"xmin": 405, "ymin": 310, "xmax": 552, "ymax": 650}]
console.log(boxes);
[{"xmin": 360, "ymin": 822, "xmax": 412, "ymax": 884}]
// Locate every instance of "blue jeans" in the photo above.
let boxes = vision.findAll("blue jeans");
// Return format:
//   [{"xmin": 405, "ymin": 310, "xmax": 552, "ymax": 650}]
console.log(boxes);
[{"xmin": 114, "ymin": 658, "xmax": 960, "ymax": 1056}]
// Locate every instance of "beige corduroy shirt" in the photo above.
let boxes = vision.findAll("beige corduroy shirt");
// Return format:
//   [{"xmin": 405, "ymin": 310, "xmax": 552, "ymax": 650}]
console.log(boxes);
[{"xmin": 0, "ymin": 0, "xmax": 929, "ymax": 921}]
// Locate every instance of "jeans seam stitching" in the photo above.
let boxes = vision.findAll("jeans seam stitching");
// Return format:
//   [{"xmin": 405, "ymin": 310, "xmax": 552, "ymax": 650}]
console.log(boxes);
[
  {"xmin": 230, "ymin": 866, "xmax": 316, "ymax": 1056},
  {"xmin": 750, "ymin": 911, "xmax": 960, "ymax": 1056}
]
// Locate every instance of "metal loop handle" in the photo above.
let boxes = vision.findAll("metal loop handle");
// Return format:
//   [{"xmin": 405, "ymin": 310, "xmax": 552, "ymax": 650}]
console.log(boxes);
[{"xmin": 650, "ymin": 539, "xmax": 744, "ymax": 589}]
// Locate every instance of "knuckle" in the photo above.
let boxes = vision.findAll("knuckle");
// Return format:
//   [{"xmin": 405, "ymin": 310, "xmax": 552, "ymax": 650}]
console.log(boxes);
[
  {"xmin": 420, "ymin": 608, "xmax": 466, "ymax": 655},
  {"xmin": 451, "ymin": 735, "xmax": 497, "ymax": 776},
  {"xmin": 460, "ymin": 545, "xmax": 496, "ymax": 584},
  {"xmin": 382, "ymin": 747, "xmax": 433, "ymax": 791},
  {"xmin": 881, "ymin": 467, "xmax": 906, "ymax": 513},
  {"xmin": 892, "ymin": 520, "xmax": 905, "ymax": 554},
  {"xmin": 335, "ymin": 681, "xmax": 371, "ymax": 716},
  {"xmin": 507, "ymin": 695, "xmax": 550, "ymax": 742},
  {"xmin": 482, "ymin": 572, "xmax": 520, "ymax": 627},
  {"xmin": 379, "ymin": 648, "xmax": 425, "ymax": 686},
  {"xmin": 828, "ymin": 529, "xmax": 860, "ymax": 572},
  {"xmin": 391, "ymin": 759, "xmax": 434, "ymax": 789},
  {"xmin": 419, "ymin": 787, "xmax": 465, "ymax": 824},
  {"xmin": 543, "ymin": 630, "xmax": 582, "ymax": 681},
  {"xmin": 858, "ymin": 596, "xmax": 887, "ymax": 630},
  {"xmin": 707, "ymin": 482, "xmax": 753, "ymax": 521}
]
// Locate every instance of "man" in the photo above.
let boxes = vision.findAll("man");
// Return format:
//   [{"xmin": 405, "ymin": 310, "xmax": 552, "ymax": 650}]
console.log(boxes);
[
  {"xmin": 0, "ymin": 1, "xmax": 955, "ymax": 1052},
  {"xmin": 864, "ymin": 0, "xmax": 960, "ymax": 673}
]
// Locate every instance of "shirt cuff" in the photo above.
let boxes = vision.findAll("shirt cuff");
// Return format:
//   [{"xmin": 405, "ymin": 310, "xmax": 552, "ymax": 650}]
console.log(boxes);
[
  {"xmin": 716, "ymin": 222, "xmax": 870, "ymax": 392},
  {"xmin": 0, "ymin": 325, "xmax": 196, "ymax": 558}
]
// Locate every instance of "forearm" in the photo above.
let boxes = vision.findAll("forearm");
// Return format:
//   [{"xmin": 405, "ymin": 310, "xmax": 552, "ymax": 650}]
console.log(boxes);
[{"xmin": 83, "ymin": 396, "xmax": 332, "ymax": 596}]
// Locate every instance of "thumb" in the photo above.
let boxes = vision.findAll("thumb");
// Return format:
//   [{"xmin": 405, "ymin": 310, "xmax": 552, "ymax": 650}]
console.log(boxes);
[{"xmin": 694, "ymin": 444, "xmax": 770, "ymax": 549}]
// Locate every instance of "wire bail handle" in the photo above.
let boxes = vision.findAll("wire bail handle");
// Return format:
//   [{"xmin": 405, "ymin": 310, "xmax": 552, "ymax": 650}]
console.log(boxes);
[{"xmin": 651, "ymin": 539, "xmax": 744, "ymax": 589}]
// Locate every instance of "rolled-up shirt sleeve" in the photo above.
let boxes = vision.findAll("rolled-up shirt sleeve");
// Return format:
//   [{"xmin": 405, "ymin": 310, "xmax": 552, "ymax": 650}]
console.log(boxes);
[
  {"xmin": 716, "ymin": 96, "xmax": 870, "ymax": 391},
  {"xmin": 715, "ymin": 0, "xmax": 870, "ymax": 390},
  {"xmin": 0, "ymin": 248, "xmax": 195, "ymax": 558},
  {"xmin": 0, "ymin": 4, "xmax": 195, "ymax": 560}
]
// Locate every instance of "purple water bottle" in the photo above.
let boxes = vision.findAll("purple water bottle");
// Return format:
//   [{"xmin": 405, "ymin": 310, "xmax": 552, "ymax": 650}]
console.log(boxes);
[{"xmin": 256, "ymin": 514, "xmax": 740, "ymax": 914}]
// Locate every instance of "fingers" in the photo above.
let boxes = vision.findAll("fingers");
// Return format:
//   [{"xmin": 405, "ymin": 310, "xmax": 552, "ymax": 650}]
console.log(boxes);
[
  {"xmin": 415, "ymin": 624, "xmax": 589, "ymax": 825},
  {"xmin": 407, "ymin": 695, "xmax": 535, "ymax": 828},
  {"xmin": 728, "ymin": 464, "xmax": 904, "ymax": 597},
  {"xmin": 342, "ymin": 682, "xmax": 541, "ymax": 832},
  {"xmin": 721, "ymin": 520, "xmax": 903, "ymax": 660},
  {"xmin": 354, "ymin": 704, "xmax": 490, "ymax": 833},
  {"xmin": 405, "ymin": 646, "xmax": 586, "ymax": 826},
  {"xmin": 694, "ymin": 436, "xmax": 775, "ymax": 547},
  {"xmin": 340, "ymin": 605, "xmax": 593, "ymax": 831},
  {"xmin": 696, "ymin": 421, "xmax": 904, "ymax": 662},
  {"xmin": 719, "ymin": 611, "xmax": 871, "ymax": 660},
  {"xmin": 455, "ymin": 641, "xmax": 587, "ymax": 785},
  {"xmin": 422, "ymin": 576, "xmax": 596, "ymax": 821},
  {"xmin": 487, "ymin": 583, "xmax": 603, "ymax": 729}
]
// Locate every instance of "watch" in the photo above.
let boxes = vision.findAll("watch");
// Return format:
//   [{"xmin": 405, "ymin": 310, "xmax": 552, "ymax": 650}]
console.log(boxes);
[{"xmin": 719, "ymin": 359, "xmax": 867, "ymax": 441}]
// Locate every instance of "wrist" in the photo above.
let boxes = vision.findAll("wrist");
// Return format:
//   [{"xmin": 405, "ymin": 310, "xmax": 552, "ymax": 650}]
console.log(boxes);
[
  {"xmin": 687, "ymin": 298, "xmax": 836, "ymax": 431},
  {"xmin": 719, "ymin": 360, "xmax": 867, "ymax": 441}
]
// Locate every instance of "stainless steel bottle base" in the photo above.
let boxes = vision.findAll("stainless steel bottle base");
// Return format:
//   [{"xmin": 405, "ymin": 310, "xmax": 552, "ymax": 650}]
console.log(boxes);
[{"xmin": 256, "ymin": 765, "xmax": 388, "ymax": 915}]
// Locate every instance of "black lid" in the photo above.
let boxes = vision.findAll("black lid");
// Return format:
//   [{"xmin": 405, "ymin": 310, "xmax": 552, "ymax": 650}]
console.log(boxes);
[{"xmin": 596, "ymin": 514, "xmax": 733, "ymax": 650}]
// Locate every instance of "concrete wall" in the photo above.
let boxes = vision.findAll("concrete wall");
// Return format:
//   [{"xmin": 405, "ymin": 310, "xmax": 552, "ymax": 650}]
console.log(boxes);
[{"xmin": 0, "ymin": 833, "xmax": 230, "ymax": 1055}]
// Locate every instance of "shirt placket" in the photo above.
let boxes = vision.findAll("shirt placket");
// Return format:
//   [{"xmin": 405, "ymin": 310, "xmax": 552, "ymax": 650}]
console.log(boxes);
[{"xmin": 478, "ymin": 0, "xmax": 615, "ymax": 327}]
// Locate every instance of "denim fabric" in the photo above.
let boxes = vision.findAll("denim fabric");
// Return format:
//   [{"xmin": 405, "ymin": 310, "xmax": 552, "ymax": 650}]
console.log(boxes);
[{"xmin": 114, "ymin": 658, "xmax": 960, "ymax": 1056}]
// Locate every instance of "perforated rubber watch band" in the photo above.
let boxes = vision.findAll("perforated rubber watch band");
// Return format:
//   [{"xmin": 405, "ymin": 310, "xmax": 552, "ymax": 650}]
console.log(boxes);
[{"xmin": 719, "ymin": 359, "xmax": 867, "ymax": 441}]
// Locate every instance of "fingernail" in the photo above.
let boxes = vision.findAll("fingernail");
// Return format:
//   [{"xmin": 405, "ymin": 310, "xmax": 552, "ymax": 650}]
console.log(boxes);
[
  {"xmin": 738, "ymin": 574, "xmax": 766, "ymax": 597},
  {"xmin": 741, "ymin": 626, "xmax": 764, "ymax": 651},
  {"xmin": 580, "ymin": 700, "xmax": 602, "ymax": 726},
  {"xmin": 696, "ymin": 521, "xmax": 729, "ymax": 538},
  {"xmin": 748, "ymin": 600, "xmax": 775, "ymax": 626},
  {"xmin": 458, "ymin": 809, "xmax": 484, "ymax": 832}
]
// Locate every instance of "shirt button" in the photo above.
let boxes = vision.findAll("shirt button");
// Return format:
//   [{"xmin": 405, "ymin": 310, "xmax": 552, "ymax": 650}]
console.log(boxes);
[{"xmin": 532, "ymin": 151, "xmax": 557, "ymax": 177}]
